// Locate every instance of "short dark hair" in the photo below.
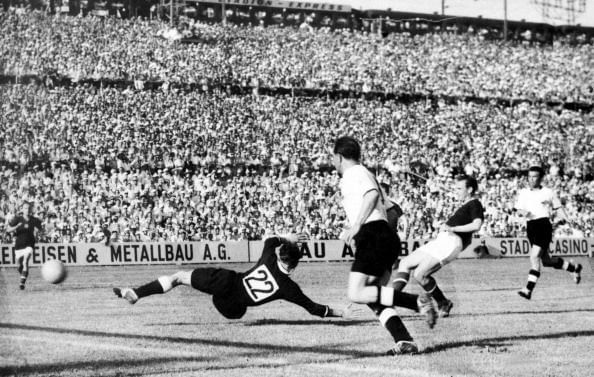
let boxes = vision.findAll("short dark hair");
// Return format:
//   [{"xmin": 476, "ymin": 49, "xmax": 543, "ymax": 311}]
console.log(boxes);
[
  {"xmin": 457, "ymin": 174, "xmax": 478, "ymax": 194},
  {"xmin": 528, "ymin": 166, "xmax": 545, "ymax": 177},
  {"xmin": 279, "ymin": 242, "xmax": 302, "ymax": 270},
  {"xmin": 333, "ymin": 136, "xmax": 361, "ymax": 161}
]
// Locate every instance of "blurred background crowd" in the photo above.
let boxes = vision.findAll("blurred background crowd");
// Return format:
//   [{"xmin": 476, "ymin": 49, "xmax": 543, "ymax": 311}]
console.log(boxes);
[
  {"xmin": 1, "ymin": 13, "xmax": 593, "ymax": 102},
  {"xmin": 1, "ymin": 10, "xmax": 592, "ymax": 243}
]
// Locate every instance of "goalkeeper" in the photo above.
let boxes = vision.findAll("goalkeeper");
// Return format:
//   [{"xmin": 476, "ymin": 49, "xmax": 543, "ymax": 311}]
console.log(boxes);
[{"xmin": 114, "ymin": 235, "xmax": 355, "ymax": 319}]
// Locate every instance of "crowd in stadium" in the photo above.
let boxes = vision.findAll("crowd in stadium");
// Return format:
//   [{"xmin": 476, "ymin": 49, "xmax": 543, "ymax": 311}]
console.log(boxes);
[
  {"xmin": 1, "ymin": 12, "xmax": 593, "ymax": 102},
  {"xmin": 0, "ymin": 10, "xmax": 592, "ymax": 243},
  {"xmin": 1, "ymin": 82, "xmax": 592, "ymax": 242}
]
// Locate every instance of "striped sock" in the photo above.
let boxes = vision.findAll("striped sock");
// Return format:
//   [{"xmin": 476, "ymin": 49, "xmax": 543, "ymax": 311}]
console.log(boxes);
[
  {"xmin": 525, "ymin": 269, "xmax": 540, "ymax": 292},
  {"xmin": 134, "ymin": 276, "xmax": 173, "ymax": 298},
  {"xmin": 378, "ymin": 308, "xmax": 413, "ymax": 342},
  {"xmin": 20, "ymin": 270, "xmax": 28, "ymax": 286},
  {"xmin": 560, "ymin": 260, "xmax": 576, "ymax": 272},
  {"xmin": 392, "ymin": 271, "xmax": 410, "ymax": 291},
  {"xmin": 377, "ymin": 286, "xmax": 420, "ymax": 311},
  {"xmin": 421, "ymin": 276, "xmax": 447, "ymax": 304},
  {"xmin": 367, "ymin": 303, "xmax": 384, "ymax": 316}
]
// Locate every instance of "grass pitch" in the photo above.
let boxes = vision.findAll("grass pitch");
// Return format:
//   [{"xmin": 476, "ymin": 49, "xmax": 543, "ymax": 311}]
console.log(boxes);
[{"xmin": 1, "ymin": 258, "xmax": 592, "ymax": 377}]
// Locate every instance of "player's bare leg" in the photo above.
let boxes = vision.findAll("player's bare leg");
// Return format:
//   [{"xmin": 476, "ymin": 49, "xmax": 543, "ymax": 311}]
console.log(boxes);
[
  {"xmin": 518, "ymin": 245, "xmax": 543, "ymax": 300},
  {"xmin": 413, "ymin": 257, "xmax": 453, "ymax": 317},
  {"xmin": 114, "ymin": 271, "xmax": 192, "ymax": 304},
  {"xmin": 392, "ymin": 250, "xmax": 426, "ymax": 291},
  {"xmin": 348, "ymin": 271, "xmax": 436, "ymax": 329},
  {"xmin": 17, "ymin": 256, "xmax": 23, "ymax": 275},
  {"xmin": 348, "ymin": 271, "xmax": 419, "ymax": 355},
  {"xmin": 347, "ymin": 272, "xmax": 419, "ymax": 312},
  {"xmin": 19, "ymin": 253, "xmax": 31, "ymax": 290}
]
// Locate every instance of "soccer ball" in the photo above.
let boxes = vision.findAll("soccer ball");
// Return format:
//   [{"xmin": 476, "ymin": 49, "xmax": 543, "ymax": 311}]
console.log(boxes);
[{"xmin": 41, "ymin": 259, "xmax": 67, "ymax": 284}]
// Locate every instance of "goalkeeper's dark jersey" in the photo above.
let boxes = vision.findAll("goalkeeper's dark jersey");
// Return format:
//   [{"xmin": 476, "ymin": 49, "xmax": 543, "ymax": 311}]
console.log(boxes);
[{"xmin": 229, "ymin": 237, "xmax": 330, "ymax": 317}]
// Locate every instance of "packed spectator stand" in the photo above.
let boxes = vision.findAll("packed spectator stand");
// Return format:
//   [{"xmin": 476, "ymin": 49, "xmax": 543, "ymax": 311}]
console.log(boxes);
[{"xmin": 1, "ymin": 10, "xmax": 593, "ymax": 243}]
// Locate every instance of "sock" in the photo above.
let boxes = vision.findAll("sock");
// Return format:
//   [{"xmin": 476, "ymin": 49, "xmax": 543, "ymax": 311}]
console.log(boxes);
[
  {"xmin": 378, "ymin": 286, "xmax": 420, "ymax": 312},
  {"xmin": 20, "ymin": 270, "xmax": 28, "ymax": 286},
  {"xmin": 378, "ymin": 308, "xmax": 413, "ymax": 342},
  {"xmin": 525, "ymin": 269, "xmax": 540, "ymax": 292},
  {"xmin": 134, "ymin": 276, "xmax": 173, "ymax": 298},
  {"xmin": 367, "ymin": 303, "xmax": 384, "ymax": 316},
  {"xmin": 421, "ymin": 276, "xmax": 447, "ymax": 304},
  {"xmin": 558, "ymin": 259, "xmax": 576, "ymax": 272},
  {"xmin": 392, "ymin": 271, "xmax": 410, "ymax": 291}
]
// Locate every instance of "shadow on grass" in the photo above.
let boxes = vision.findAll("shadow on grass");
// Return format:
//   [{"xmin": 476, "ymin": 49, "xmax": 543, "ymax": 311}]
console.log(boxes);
[
  {"xmin": 4, "ymin": 322, "xmax": 594, "ymax": 374},
  {"xmin": 0, "ymin": 321, "xmax": 382, "ymax": 375},
  {"xmin": 244, "ymin": 318, "xmax": 374, "ymax": 326},
  {"xmin": 0, "ymin": 321, "xmax": 377, "ymax": 358},
  {"xmin": 0, "ymin": 357, "xmax": 206, "ymax": 376},
  {"xmin": 421, "ymin": 329, "xmax": 594, "ymax": 354},
  {"xmin": 146, "ymin": 318, "xmax": 375, "ymax": 327},
  {"xmin": 431, "ymin": 307, "xmax": 594, "ymax": 319},
  {"xmin": 150, "ymin": 307, "xmax": 594, "ymax": 327},
  {"xmin": 104, "ymin": 355, "xmax": 372, "ymax": 377}
]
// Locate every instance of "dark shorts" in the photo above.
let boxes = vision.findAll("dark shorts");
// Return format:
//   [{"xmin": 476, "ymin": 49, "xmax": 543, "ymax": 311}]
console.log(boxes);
[
  {"xmin": 527, "ymin": 218, "xmax": 553, "ymax": 249},
  {"xmin": 212, "ymin": 295, "xmax": 247, "ymax": 319},
  {"xmin": 351, "ymin": 220, "xmax": 400, "ymax": 277},
  {"xmin": 191, "ymin": 267, "xmax": 236, "ymax": 296},
  {"xmin": 190, "ymin": 268, "xmax": 247, "ymax": 319}
]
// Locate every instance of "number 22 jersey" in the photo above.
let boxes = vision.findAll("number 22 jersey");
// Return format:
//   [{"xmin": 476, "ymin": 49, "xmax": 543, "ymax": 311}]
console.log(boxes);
[{"xmin": 229, "ymin": 237, "xmax": 330, "ymax": 317}]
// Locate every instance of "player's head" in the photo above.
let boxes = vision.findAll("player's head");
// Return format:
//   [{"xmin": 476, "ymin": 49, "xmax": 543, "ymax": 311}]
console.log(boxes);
[
  {"xmin": 333, "ymin": 136, "xmax": 361, "ymax": 175},
  {"xmin": 455, "ymin": 175, "xmax": 478, "ymax": 200},
  {"xmin": 278, "ymin": 242, "xmax": 302, "ymax": 273},
  {"xmin": 22, "ymin": 201, "xmax": 32, "ymax": 216},
  {"xmin": 527, "ymin": 166, "xmax": 544, "ymax": 188}
]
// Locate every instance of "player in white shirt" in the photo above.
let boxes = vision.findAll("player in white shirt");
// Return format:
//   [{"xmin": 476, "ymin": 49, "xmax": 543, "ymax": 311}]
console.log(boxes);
[
  {"xmin": 332, "ymin": 136, "xmax": 437, "ymax": 356},
  {"xmin": 514, "ymin": 166, "xmax": 582, "ymax": 300}
]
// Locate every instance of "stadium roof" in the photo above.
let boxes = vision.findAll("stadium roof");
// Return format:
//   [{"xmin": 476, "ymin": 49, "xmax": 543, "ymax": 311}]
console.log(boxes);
[{"xmin": 309, "ymin": 0, "xmax": 594, "ymax": 27}]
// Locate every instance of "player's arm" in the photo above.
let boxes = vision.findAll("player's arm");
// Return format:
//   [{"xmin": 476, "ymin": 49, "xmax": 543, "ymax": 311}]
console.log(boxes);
[
  {"xmin": 551, "ymin": 191, "xmax": 567, "ymax": 216},
  {"xmin": 344, "ymin": 189, "xmax": 379, "ymax": 245},
  {"xmin": 34, "ymin": 218, "xmax": 44, "ymax": 235},
  {"xmin": 262, "ymin": 236, "xmax": 283, "ymax": 251},
  {"xmin": 325, "ymin": 304, "xmax": 362, "ymax": 318},
  {"xmin": 283, "ymin": 280, "xmax": 347, "ymax": 318},
  {"xmin": 553, "ymin": 207, "xmax": 571, "ymax": 227},
  {"xmin": 261, "ymin": 234, "xmax": 299, "ymax": 260},
  {"xmin": 550, "ymin": 191, "xmax": 572, "ymax": 227},
  {"xmin": 444, "ymin": 218, "xmax": 483, "ymax": 233},
  {"xmin": 511, "ymin": 207, "xmax": 530, "ymax": 217},
  {"xmin": 512, "ymin": 191, "xmax": 531, "ymax": 217},
  {"xmin": 6, "ymin": 219, "xmax": 23, "ymax": 233},
  {"xmin": 263, "ymin": 234, "xmax": 298, "ymax": 249}
]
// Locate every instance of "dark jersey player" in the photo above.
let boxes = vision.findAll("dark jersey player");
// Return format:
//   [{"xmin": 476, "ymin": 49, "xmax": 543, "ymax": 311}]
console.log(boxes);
[
  {"xmin": 5, "ymin": 202, "xmax": 42, "ymax": 290},
  {"xmin": 393, "ymin": 175, "xmax": 485, "ymax": 318},
  {"xmin": 114, "ymin": 235, "xmax": 351, "ymax": 319}
]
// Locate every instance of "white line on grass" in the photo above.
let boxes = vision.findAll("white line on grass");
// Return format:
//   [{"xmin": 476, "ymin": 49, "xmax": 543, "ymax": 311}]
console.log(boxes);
[{"xmin": 5, "ymin": 333, "xmax": 205, "ymax": 359}]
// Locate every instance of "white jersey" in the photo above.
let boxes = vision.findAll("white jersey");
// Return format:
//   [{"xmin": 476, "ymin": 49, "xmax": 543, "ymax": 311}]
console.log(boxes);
[
  {"xmin": 514, "ymin": 187, "xmax": 561, "ymax": 221},
  {"xmin": 339, "ymin": 164, "xmax": 387, "ymax": 227}
]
